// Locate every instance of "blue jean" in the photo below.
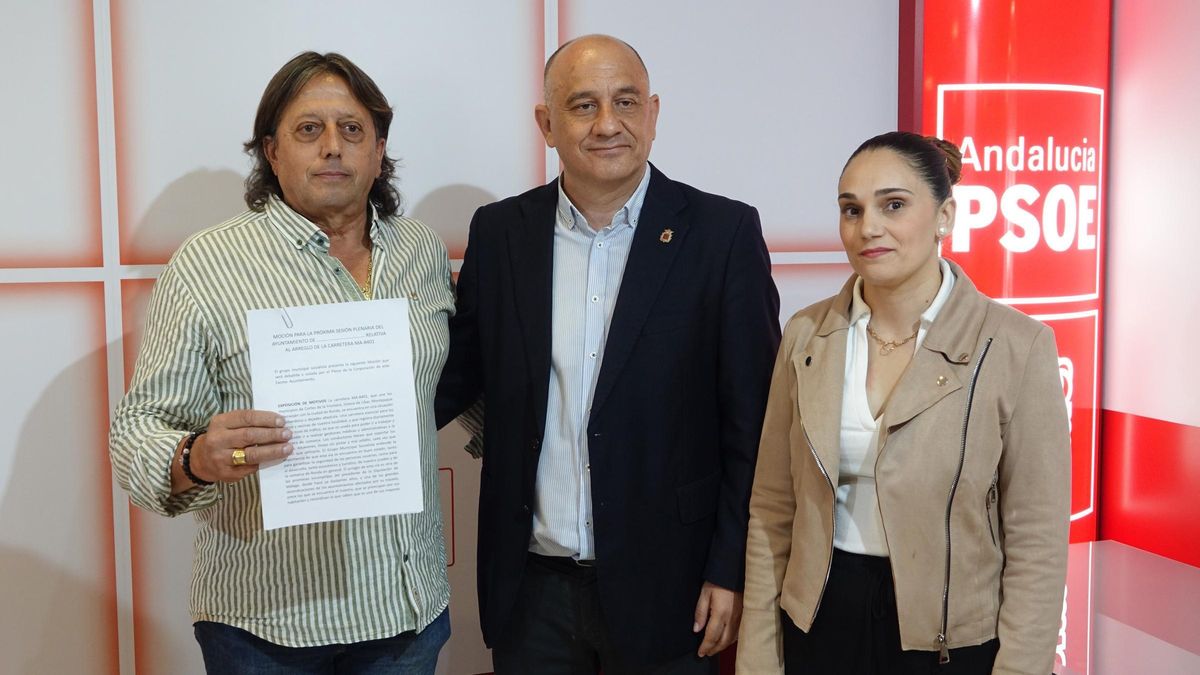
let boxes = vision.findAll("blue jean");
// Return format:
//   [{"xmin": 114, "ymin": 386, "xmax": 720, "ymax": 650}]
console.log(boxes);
[{"xmin": 193, "ymin": 608, "xmax": 450, "ymax": 675}]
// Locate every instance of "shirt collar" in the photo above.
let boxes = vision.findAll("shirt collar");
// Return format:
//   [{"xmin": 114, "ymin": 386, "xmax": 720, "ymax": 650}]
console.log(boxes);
[
  {"xmin": 849, "ymin": 257, "xmax": 957, "ymax": 328},
  {"xmin": 556, "ymin": 164, "xmax": 652, "ymax": 233},
  {"xmin": 265, "ymin": 194, "xmax": 381, "ymax": 252}
]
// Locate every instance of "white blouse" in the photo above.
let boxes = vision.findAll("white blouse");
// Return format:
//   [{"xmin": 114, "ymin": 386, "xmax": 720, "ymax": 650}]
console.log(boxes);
[{"xmin": 834, "ymin": 258, "xmax": 956, "ymax": 556}]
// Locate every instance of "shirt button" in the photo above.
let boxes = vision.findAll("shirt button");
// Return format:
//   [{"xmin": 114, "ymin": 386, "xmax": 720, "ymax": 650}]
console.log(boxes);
[
  {"xmin": 589, "ymin": 352, "xmax": 597, "ymax": 359},
  {"xmin": 591, "ymin": 295, "xmax": 599, "ymax": 303},
  {"xmin": 596, "ymin": 242, "xmax": 604, "ymax": 248},
  {"xmin": 403, "ymin": 553, "xmax": 410, "ymax": 562}
]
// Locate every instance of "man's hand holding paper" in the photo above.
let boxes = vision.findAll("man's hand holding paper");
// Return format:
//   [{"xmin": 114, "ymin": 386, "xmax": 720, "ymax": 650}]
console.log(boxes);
[{"xmin": 189, "ymin": 410, "xmax": 294, "ymax": 481}]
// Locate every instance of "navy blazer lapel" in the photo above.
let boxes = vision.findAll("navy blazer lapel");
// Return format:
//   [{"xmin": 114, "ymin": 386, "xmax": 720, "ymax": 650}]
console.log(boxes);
[
  {"xmin": 590, "ymin": 166, "xmax": 688, "ymax": 416},
  {"xmin": 508, "ymin": 182, "xmax": 557, "ymax": 403}
]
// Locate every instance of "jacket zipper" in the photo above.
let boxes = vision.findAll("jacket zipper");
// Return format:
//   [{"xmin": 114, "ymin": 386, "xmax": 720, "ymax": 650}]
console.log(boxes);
[
  {"xmin": 802, "ymin": 424, "xmax": 836, "ymax": 626},
  {"xmin": 986, "ymin": 470, "xmax": 999, "ymax": 548},
  {"xmin": 939, "ymin": 337, "xmax": 993, "ymax": 664}
]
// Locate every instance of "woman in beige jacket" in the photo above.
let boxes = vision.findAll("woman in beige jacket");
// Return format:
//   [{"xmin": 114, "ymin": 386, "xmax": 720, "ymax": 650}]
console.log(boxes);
[{"xmin": 738, "ymin": 132, "xmax": 1070, "ymax": 674}]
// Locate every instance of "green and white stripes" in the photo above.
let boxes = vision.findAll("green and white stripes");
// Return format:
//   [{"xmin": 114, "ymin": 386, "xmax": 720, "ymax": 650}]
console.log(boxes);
[{"xmin": 110, "ymin": 196, "xmax": 453, "ymax": 647}]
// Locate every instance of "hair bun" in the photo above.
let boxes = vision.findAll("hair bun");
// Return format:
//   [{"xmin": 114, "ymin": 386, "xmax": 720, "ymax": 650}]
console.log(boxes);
[{"xmin": 925, "ymin": 136, "xmax": 963, "ymax": 185}]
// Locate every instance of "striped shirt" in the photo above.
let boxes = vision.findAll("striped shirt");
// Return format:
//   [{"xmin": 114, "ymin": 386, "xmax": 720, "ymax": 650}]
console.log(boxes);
[
  {"xmin": 109, "ymin": 195, "xmax": 453, "ymax": 647},
  {"xmin": 531, "ymin": 167, "xmax": 651, "ymax": 560}
]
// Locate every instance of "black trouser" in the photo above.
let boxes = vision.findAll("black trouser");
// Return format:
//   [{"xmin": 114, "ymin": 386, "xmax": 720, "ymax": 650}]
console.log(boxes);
[
  {"xmin": 782, "ymin": 549, "xmax": 999, "ymax": 675},
  {"xmin": 492, "ymin": 553, "xmax": 716, "ymax": 675}
]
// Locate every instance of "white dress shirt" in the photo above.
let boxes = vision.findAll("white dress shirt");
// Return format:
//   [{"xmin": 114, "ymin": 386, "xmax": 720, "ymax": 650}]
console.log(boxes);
[{"xmin": 531, "ymin": 167, "xmax": 652, "ymax": 560}]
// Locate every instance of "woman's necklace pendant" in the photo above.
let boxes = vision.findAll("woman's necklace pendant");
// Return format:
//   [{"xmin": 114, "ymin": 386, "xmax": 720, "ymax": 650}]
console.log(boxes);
[{"xmin": 867, "ymin": 323, "xmax": 917, "ymax": 357}]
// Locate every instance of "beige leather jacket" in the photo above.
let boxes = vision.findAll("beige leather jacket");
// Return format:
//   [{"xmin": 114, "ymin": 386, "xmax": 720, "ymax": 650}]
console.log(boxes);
[{"xmin": 738, "ymin": 262, "xmax": 1069, "ymax": 675}]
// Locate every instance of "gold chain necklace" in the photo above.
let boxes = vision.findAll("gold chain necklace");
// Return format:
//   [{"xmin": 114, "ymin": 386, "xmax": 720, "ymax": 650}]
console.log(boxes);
[
  {"xmin": 360, "ymin": 254, "xmax": 373, "ymax": 300},
  {"xmin": 866, "ymin": 323, "xmax": 918, "ymax": 356}
]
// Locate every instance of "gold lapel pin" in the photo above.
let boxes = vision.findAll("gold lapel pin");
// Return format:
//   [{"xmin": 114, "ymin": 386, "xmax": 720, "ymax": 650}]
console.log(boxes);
[
  {"xmin": 659, "ymin": 228, "xmax": 674, "ymax": 244},
  {"xmin": 936, "ymin": 375, "xmax": 949, "ymax": 387}
]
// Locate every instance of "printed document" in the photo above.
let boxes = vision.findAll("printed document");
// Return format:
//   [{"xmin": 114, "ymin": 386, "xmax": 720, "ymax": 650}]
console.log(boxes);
[{"xmin": 246, "ymin": 299, "xmax": 423, "ymax": 530}]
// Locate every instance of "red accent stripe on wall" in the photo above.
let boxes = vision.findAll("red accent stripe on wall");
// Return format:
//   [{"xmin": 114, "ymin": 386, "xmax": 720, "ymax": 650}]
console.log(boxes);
[
  {"xmin": 1100, "ymin": 409, "xmax": 1200, "ymax": 568},
  {"xmin": 896, "ymin": 0, "xmax": 922, "ymax": 132}
]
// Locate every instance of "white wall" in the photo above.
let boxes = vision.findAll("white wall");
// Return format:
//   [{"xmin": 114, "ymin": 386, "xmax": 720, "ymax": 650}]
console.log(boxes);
[
  {"xmin": 1104, "ymin": 0, "xmax": 1200, "ymax": 428},
  {"xmin": 0, "ymin": 1, "xmax": 897, "ymax": 673}
]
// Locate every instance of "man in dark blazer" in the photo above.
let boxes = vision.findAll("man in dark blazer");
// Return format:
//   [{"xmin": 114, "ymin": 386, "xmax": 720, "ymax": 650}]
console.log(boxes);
[{"xmin": 436, "ymin": 34, "xmax": 780, "ymax": 674}]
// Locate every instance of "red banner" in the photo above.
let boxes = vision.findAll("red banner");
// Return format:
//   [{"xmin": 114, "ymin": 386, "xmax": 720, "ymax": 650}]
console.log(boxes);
[{"xmin": 909, "ymin": 0, "xmax": 1111, "ymax": 543}]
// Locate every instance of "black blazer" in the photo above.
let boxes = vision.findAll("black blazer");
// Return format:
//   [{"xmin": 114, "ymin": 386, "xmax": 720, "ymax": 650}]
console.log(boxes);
[{"xmin": 436, "ymin": 165, "xmax": 781, "ymax": 666}]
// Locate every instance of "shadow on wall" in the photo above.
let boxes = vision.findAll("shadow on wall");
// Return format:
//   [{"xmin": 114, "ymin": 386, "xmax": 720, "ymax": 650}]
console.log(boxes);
[
  {"xmin": 128, "ymin": 169, "xmax": 247, "ymax": 258},
  {"xmin": 1, "ymin": 346, "xmax": 124, "ymax": 674},
  {"xmin": 0, "ymin": 544, "xmax": 111, "ymax": 675},
  {"xmin": 2, "ymin": 346, "xmax": 113, "ymax": 673},
  {"xmin": 1, "ymin": 341, "xmax": 206, "ymax": 675},
  {"xmin": 410, "ymin": 184, "xmax": 498, "ymax": 258}
]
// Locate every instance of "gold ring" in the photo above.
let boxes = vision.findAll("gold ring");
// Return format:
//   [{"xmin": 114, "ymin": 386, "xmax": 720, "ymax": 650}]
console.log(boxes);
[{"xmin": 231, "ymin": 449, "xmax": 247, "ymax": 466}]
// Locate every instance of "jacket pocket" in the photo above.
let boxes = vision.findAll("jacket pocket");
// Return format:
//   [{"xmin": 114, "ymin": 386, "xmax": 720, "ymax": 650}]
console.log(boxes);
[{"xmin": 677, "ymin": 471, "xmax": 721, "ymax": 524}]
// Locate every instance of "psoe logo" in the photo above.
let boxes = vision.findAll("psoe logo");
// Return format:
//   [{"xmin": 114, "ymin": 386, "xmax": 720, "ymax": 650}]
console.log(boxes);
[
  {"xmin": 951, "ymin": 136, "xmax": 1099, "ymax": 255},
  {"xmin": 937, "ymin": 84, "xmax": 1105, "ymax": 304}
]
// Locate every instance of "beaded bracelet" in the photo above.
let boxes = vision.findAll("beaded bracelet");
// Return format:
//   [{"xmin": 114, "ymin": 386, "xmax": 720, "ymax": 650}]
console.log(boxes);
[{"xmin": 180, "ymin": 430, "xmax": 214, "ymax": 487}]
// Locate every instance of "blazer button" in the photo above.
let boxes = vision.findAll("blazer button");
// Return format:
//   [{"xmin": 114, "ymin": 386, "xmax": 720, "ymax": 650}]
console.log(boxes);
[
  {"xmin": 522, "ymin": 504, "xmax": 531, "ymax": 514},
  {"xmin": 530, "ymin": 439, "xmax": 541, "ymax": 450}
]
